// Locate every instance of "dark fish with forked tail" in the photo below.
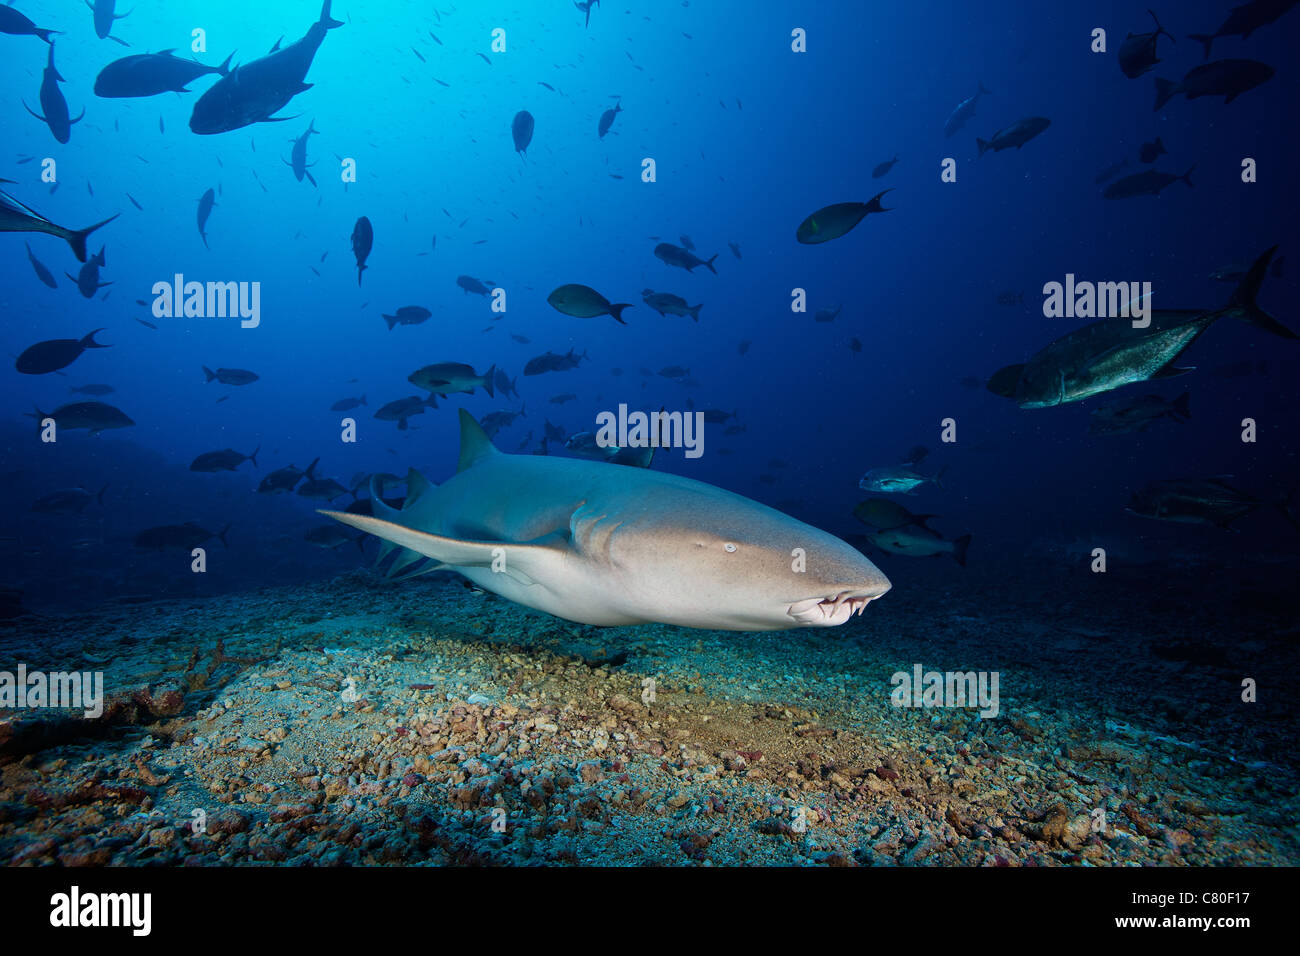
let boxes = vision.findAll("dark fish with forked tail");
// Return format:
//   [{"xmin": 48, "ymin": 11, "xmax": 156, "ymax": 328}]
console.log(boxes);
[
  {"xmin": 189, "ymin": 0, "xmax": 343, "ymax": 133},
  {"xmin": 190, "ymin": 446, "xmax": 260, "ymax": 472},
  {"xmin": 547, "ymin": 284, "xmax": 632, "ymax": 324},
  {"xmin": 976, "ymin": 117, "xmax": 1050, "ymax": 156},
  {"xmin": 0, "ymin": 184, "xmax": 117, "ymax": 261},
  {"xmin": 1154, "ymin": 58, "xmax": 1274, "ymax": 109},
  {"xmin": 24, "ymin": 44, "xmax": 82, "ymax": 143},
  {"xmin": 943, "ymin": 81, "xmax": 989, "ymax": 137},
  {"xmin": 1126, "ymin": 477, "xmax": 1262, "ymax": 528},
  {"xmin": 1188, "ymin": 0, "xmax": 1299, "ymax": 60},
  {"xmin": 28, "ymin": 401, "xmax": 135, "ymax": 435},
  {"xmin": 0, "ymin": 5, "xmax": 56, "ymax": 42},
  {"xmin": 135, "ymin": 523, "xmax": 230, "ymax": 551},
  {"xmin": 512, "ymin": 110, "xmax": 534, "ymax": 158},
  {"xmin": 654, "ymin": 242, "xmax": 718, "ymax": 272},
  {"xmin": 1118, "ymin": 9, "xmax": 1173, "ymax": 78},
  {"xmin": 16, "ymin": 330, "xmax": 111, "ymax": 375},
  {"xmin": 95, "ymin": 50, "xmax": 233, "ymax": 97},
  {"xmin": 66, "ymin": 247, "xmax": 111, "ymax": 298},
  {"xmin": 1103, "ymin": 166, "xmax": 1194, "ymax": 199},
  {"xmin": 203, "ymin": 366, "xmax": 259, "ymax": 386},
  {"xmin": 25, "ymin": 242, "xmax": 57, "ymax": 287},
  {"xmin": 796, "ymin": 192, "xmax": 893, "ymax": 244},
  {"xmin": 987, "ymin": 247, "xmax": 1294, "ymax": 407},
  {"xmin": 197, "ymin": 188, "xmax": 215, "ymax": 247},
  {"xmin": 352, "ymin": 216, "xmax": 372, "ymax": 284}
]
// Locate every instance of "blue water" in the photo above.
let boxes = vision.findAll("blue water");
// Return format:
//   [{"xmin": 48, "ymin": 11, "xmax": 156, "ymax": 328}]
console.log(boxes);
[{"xmin": 1, "ymin": 0, "xmax": 1297, "ymax": 609}]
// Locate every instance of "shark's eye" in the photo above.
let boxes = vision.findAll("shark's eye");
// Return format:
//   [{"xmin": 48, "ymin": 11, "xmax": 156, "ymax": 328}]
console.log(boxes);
[{"xmin": 723, "ymin": 542, "xmax": 737, "ymax": 553}]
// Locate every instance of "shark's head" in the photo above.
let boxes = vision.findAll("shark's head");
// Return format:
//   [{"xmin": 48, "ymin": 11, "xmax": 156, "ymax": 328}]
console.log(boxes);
[{"xmin": 589, "ymin": 487, "xmax": 892, "ymax": 631}]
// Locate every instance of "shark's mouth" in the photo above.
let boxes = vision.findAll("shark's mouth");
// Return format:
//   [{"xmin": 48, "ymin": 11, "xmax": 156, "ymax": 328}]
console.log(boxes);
[{"xmin": 786, "ymin": 590, "xmax": 880, "ymax": 626}]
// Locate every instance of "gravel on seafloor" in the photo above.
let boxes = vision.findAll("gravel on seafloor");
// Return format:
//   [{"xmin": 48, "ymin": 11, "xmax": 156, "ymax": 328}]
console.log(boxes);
[{"xmin": 0, "ymin": 565, "xmax": 1295, "ymax": 866}]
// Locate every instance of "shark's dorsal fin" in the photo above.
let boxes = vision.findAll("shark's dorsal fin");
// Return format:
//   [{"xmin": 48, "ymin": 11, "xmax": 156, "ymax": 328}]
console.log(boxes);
[
  {"xmin": 405, "ymin": 467, "xmax": 435, "ymax": 505},
  {"xmin": 457, "ymin": 408, "xmax": 500, "ymax": 473}
]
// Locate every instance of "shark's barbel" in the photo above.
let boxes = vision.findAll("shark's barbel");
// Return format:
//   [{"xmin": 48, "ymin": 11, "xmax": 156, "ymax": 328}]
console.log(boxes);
[{"xmin": 323, "ymin": 410, "xmax": 890, "ymax": 631}]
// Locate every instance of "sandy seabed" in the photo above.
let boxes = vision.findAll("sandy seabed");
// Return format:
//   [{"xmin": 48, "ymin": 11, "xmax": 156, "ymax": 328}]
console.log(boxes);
[{"xmin": 1, "ymin": 562, "xmax": 1295, "ymax": 866}]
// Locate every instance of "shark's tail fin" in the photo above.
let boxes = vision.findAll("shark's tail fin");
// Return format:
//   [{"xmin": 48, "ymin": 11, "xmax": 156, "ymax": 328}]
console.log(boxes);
[
  {"xmin": 320, "ymin": 0, "xmax": 344, "ymax": 29},
  {"xmin": 67, "ymin": 214, "xmax": 119, "ymax": 263},
  {"xmin": 217, "ymin": 523, "xmax": 231, "ymax": 549},
  {"xmin": 1228, "ymin": 246, "xmax": 1297, "ymax": 339},
  {"xmin": 703, "ymin": 254, "xmax": 718, "ymax": 275}
]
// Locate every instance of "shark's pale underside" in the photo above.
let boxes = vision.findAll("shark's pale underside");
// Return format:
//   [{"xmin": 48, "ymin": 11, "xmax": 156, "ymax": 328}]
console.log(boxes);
[{"xmin": 322, "ymin": 410, "xmax": 890, "ymax": 631}]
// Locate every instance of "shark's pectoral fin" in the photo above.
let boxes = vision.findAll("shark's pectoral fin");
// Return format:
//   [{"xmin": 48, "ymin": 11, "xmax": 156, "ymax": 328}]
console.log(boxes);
[{"xmin": 320, "ymin": 510, "xmax": 568, "ymax": 588}]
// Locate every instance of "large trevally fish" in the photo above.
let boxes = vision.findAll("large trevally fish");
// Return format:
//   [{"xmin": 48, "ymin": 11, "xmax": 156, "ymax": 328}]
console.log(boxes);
[
  {"xmin": 989, "ymin": 247, "xmax": 1295, "ymax": 407},
  {"xmin": 0, "ymin": 180, "xmax": 118, "ymax": 262},
  {"xmin": 189, "ymin": 0, "xmax": 343, "ymax": 134},
  {"xmin": 324, "ymin": 410, "xmax": 891, "ymax": 631}
]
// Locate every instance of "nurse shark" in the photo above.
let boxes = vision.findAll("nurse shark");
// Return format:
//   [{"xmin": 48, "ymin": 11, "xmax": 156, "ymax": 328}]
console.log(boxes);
[{"xmin": 323, "ymin": 410, "xmax": 891, "ymax": 631}]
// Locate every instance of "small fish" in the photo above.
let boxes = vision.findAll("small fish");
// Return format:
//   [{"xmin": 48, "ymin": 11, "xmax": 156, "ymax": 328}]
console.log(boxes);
[
  {"xmin": 654, "ymin": 242, "xmax": 717, "ymax": 273},
  {"xmin": 203, "ymin": 366, "xmax": 259, "ymax": 386},
  {"xmin": 25, "ymin": 242, "xmax": 57, "ymax": 288},
  {"xmin": 976, "ymin": 117, "xmax": 1051, "ymax": 156},
  {"xmin": 1118, "ymin": 9, "xmax": 1173, "ymax": 79},
  {"xmin": 548, "ymin": 284, "xmax": 632, "ymax": 324},
  {"xmin": 1154, "ymin": 59, "xmax": 1275, "ymax": 110},
  {"xmin": 16, "ymin": 329, "xmax": 110, "ymax": 375},
  {"xmin": 512, "ymin": 110, "xmax": 534, "ymax": 159},
  {"xmin": 872, "ymin": 155, "xmax": 899, "ymax": 178},
  {"xmin": 796, "ymin": 193, "xmax": 892, "ymax": 244},
  {"xmin": 1139, "ymin": 136, "xmax": 1167, "ymax": 163},
  {"xmin": 598, "ymin": 99, "xmax": 623, "ymax": 138},
  {"xmin": 197, "ymin": 187, "xmax": 215, "ymax": 248},
  {"xmin": 351, "ymin": 216, "xmax": 373, "ymax": 284},
  {"xmin": 1103, "ymin": 166, "xmax": 1194, "ymax": 199}
]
